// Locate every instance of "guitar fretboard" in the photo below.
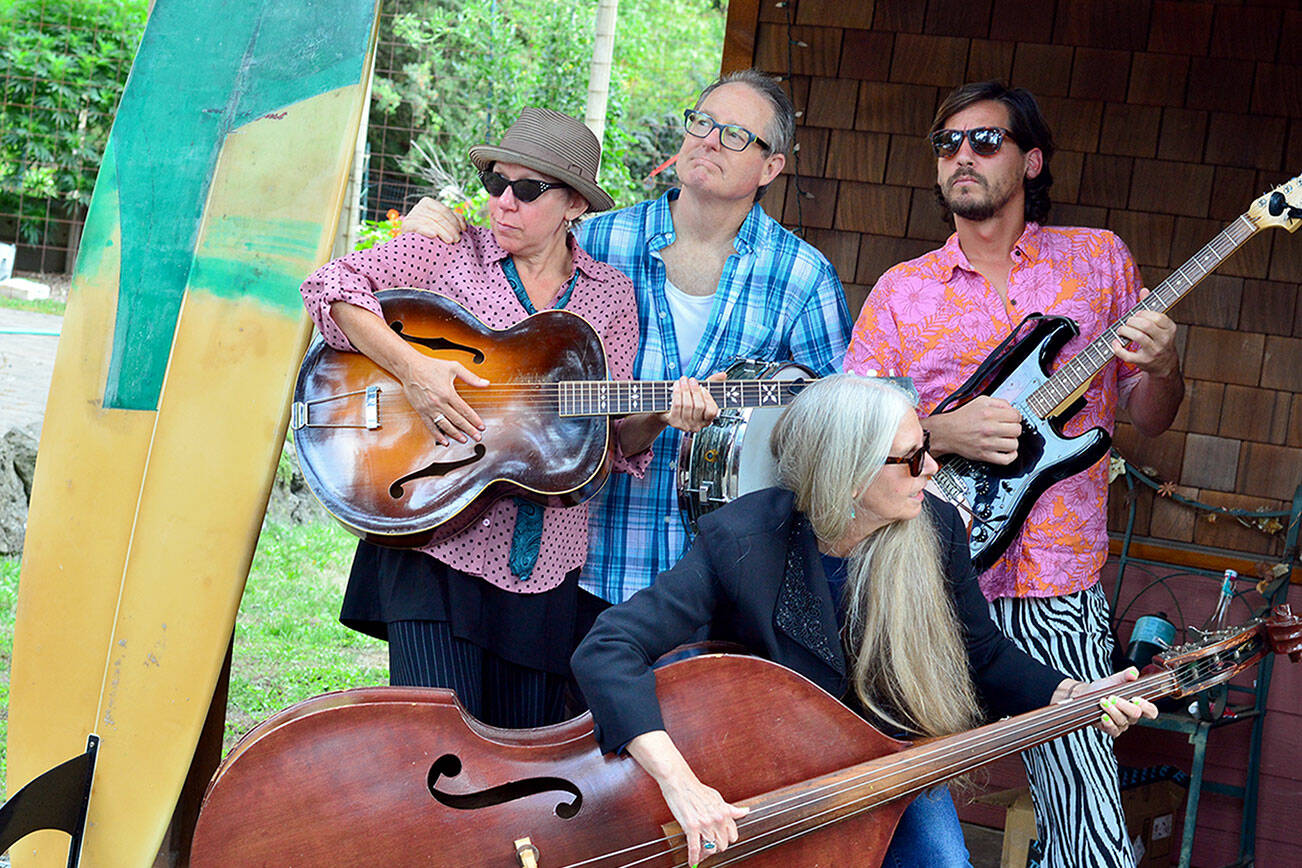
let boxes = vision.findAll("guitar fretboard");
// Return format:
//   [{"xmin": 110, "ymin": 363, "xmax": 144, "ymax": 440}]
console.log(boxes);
[
  {"xmin": 556, "ymin": 378, "xmax": 808, "ymax": 417},
  {"xmin": 1026, "ymin": 214, "xmax": 1259, "ymax": 419}
]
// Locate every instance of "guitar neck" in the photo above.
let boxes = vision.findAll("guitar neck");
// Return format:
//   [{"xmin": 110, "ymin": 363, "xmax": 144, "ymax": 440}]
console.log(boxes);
[
  {"xmin": 557, "ymin": 378, "xmax": 808, "ymax": 417},
  {"xmin": 1026, "ymin": 214, "xmax": 1260, "ymax": 419}
]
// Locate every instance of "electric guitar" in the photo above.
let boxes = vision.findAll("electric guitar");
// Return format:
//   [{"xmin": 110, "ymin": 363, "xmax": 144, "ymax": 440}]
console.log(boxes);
[{"xmin": 930, "ymin": 172, "xmax": 1302, "ymax": 572}]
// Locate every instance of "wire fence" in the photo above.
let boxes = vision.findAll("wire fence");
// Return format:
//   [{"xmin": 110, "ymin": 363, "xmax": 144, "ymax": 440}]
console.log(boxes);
[
  {"xmin": 1, "ymin": 0, "xmax": 142, "ymax": 275},
  {"xmin": 0, "ymin": 1, "xmax": 480, "ymax": 275},
  {"xmin": 3, "ymin": 0, "xmax": 705, "ymax": 274}
]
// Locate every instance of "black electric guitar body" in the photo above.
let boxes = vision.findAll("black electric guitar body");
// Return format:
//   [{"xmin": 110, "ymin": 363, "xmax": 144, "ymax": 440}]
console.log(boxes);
[
  {"xmin": 929, "ymin": 314, "xmax": 1110, "ymax": 572},
  {"xmin": 930, "ymin": 172, "xmax": 1302, "ymax": 572}
]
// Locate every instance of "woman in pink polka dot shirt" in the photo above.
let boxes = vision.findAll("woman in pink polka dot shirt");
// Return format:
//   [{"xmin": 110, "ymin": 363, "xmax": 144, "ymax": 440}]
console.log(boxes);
[{"xmin": 299, "ymin": 108, "xmax": 718, "ymax": 727}]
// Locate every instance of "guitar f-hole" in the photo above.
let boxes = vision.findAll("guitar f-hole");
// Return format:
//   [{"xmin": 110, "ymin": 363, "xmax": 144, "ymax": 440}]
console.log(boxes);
[
  {"xmin": 390, "ymin": 321, "xmax": 486, "ymax": 364},
  {"xmin": 427, "ymin": 753, "xmax": 583, "ymax": 819},
  {"xmin": 389, "ymin": 444, "xmax": 487, "ymax": 498}
]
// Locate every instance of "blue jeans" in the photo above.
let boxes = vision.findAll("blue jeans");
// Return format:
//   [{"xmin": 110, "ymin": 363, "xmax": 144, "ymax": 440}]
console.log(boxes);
[{"xmin": 881, "ymin": 787, "xmax": 973, "ymax": 868}]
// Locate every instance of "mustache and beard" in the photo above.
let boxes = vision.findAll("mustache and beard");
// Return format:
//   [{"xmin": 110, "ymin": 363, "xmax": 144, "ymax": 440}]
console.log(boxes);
[{"xmin": 938, "ymin": 167, "xmax": 1016, "ymax": 222}]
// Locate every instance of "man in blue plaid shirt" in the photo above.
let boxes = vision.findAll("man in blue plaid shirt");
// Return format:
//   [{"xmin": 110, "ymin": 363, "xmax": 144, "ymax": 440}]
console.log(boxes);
[
  {"xmin": 574, "ymin": 70, "xmax": 849, "ymax": 602},
  {"xmin": 402, "ymin": 70, "xmax": 850, "ymax": 603}
]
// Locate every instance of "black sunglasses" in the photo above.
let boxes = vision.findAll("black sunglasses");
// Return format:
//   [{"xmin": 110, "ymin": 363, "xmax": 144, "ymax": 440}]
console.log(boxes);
[
  {"xmin": 929, "ymin": 127, "xmax": 1011, "ymax": 159},
  {"xmin": 479, "ymin": 170, "xmax": 568, "ymax": 203},
  {"xmin": 883, "ymin": 430, "xmax": 931, "ymax": 476}
]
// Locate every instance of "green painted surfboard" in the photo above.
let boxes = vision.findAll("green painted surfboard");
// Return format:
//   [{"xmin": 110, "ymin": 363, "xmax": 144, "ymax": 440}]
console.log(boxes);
[{"xmin": 5, "ymin": 1, "xmax": 380, "ymax": 864}]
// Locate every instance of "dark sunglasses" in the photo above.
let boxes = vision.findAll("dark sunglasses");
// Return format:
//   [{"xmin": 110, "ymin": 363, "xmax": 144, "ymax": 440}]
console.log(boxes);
[
  {"xmin": 479, "ymin": 170, "xmax": 568, "ymax": 203},
  {"xmin": 929, "ymin": 126, "xmax": 1011, "ymax": 159},
  {"xmin": 883, "ymin": 430, "xmax": 931, "ymax": 476}
]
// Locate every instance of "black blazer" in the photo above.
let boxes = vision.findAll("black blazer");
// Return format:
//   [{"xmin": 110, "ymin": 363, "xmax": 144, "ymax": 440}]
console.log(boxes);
[{"xmin": 572, "ymin": 488, "xmax": 1064, "ymax": 754}]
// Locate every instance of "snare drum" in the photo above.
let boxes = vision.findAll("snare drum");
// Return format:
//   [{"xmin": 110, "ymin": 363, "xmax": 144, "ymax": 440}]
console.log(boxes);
[{"xmin": 677, "ymin": 359, "xmax": 815, "ymax": 530}]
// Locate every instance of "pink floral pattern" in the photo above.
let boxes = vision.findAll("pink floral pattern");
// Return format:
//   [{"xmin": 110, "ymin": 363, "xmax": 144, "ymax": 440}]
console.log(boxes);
[{"xmin": 845, "ymin": 224, "xmax": 1143, "ymax": 600}]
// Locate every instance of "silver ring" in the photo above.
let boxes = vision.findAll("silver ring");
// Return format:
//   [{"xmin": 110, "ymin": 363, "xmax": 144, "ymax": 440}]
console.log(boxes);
[
  {"xmin": 702, "ymin": 839, "xmax": 716, "ymax": 851},
  {"xmin": 432, "ymin": 413, "xmax": 446, "ymax": 426}
]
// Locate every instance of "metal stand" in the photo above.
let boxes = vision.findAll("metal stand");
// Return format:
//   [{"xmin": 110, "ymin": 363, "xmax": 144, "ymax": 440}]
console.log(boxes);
[{"xmin": 1110, "ymin": 482, "xmax": 1301, "ymax": 868}]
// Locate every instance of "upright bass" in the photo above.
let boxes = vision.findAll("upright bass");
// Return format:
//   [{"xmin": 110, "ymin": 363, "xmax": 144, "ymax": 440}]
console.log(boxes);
[{"xmin": 189, "ymin": 608, "xmax": 1300, "ymax": 866}]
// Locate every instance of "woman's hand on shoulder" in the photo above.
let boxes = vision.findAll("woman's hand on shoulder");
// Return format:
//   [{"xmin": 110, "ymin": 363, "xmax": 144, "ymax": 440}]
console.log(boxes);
[
  {"xmin": 401, "ymin": 197, "xmax": 466, "ymax": 244},
  {"xmin": 627, "ymin": 731, "xmax": 748, "ymax": 865}
]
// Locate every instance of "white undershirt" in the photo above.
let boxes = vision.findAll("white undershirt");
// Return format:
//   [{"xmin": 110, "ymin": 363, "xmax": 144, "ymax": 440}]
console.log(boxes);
[{"xmin": 663, "ymin": 278, "xmax": 715, "ymax": 372}]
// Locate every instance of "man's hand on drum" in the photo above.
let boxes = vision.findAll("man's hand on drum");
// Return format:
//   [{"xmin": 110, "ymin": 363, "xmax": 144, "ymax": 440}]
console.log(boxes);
[
  {"xmin": 400, "ymin": 353, "xmax": 488, "ymax": 446},
  {"xmin": 662, "ymin": 373, "xmax": 724, "ymax": 433},
  {"xmin": 401, "ymin": 197, "xmax": 466, "ymax": 244}
]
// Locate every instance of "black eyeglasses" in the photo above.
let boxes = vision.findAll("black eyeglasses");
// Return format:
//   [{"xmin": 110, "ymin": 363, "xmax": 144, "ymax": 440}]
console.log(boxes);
[
  {"xmin": 929, "ymin": 127, "xmax": 1011, "ymax": 159},
  {"xmin": 883, "ymin": 430, "xmax": 931, "ymax": 476},
  {"xmin": 479, "ymin": 170, "xmax": 568, "ymax": 203},
  {"xmin": 683, "ymin": 109, "xmax": 771, "ymax": 153}
]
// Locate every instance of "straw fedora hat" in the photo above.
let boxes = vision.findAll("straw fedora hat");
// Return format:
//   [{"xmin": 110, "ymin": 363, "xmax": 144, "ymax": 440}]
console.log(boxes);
[{"xmin": 469, "ymin": 107, "xmax": 615, "ymax": 212}]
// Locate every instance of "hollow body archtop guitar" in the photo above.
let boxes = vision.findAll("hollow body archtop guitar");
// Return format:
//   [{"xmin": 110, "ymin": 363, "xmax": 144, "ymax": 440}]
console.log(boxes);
[{"xmin": 290, "ymin": 289, "xmax": 815, "ymax": 546}]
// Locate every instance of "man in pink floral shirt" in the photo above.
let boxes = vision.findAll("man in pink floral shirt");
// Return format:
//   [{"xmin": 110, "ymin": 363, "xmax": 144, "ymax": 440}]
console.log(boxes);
[{"xmin": 846, "ymin": 82, "xmax": 1184, "ymax": 868}]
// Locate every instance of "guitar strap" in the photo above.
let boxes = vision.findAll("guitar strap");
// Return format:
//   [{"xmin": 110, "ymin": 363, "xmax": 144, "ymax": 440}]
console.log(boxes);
[{"xmin": 931, "ymin": 312, "xmax": 1052, "ymax": 415}]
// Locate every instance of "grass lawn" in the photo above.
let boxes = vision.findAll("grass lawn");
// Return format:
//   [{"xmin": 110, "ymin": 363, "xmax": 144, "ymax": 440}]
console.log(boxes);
[
  {"xmin": 0, "ymin": 297, "xmax": 65, "ymax": 316},
  {"xmin": 0, "ymin": 520, "xmax": 386, "ymax": 800}
]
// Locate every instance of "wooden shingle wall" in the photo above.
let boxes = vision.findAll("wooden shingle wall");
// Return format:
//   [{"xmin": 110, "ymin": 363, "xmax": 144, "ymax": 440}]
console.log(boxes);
[
  {"xmin": 727, "ymin": 0, "xmax": 1301, "ymax": 564},
  {"xmin": 722, "ymin": 1, "xmax": 1300, "ymax": 864}
]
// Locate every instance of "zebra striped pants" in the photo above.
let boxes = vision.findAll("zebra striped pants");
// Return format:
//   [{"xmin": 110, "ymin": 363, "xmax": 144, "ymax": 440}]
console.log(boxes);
[{"xmin": 990, "ymin": 583, "xmax": 1133, "ymax": 868}]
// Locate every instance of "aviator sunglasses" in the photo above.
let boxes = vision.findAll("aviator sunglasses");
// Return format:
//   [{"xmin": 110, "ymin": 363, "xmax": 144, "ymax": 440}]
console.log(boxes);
[
  {"xmin": 479, "ymin": 170, "xmax": 568, "ymax": 203},
  {"xmin": 929, "ymin": 126, "xmax": 1011, "ymax": 159},
  {"xmin": 883, "ymin": 430, "xmax": 931, "ymax": 476}
]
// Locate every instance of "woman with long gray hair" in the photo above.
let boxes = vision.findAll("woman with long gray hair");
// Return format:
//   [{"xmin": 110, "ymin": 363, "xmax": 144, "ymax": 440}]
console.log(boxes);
[{"xmin": 572, "ymin": 374, "xmax": 1155, "ymax": 867}]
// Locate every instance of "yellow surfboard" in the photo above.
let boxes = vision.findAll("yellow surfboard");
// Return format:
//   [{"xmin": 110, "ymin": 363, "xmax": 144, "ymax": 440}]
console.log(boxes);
[{"xmin": 5, "ymin": 1, "xmax": 380, "ymax": 864}]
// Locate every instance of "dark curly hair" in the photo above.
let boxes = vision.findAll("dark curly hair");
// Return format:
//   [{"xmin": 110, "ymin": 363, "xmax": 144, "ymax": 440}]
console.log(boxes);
[{"xmin": 930, "ymin": 81, "xmax": 1055, "ymax": 225}]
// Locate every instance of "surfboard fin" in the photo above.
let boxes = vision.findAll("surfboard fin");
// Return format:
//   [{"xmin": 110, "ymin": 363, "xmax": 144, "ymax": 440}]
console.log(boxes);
[{"xmin": 0, "ymin": 734, "xmax": 98, "ymax": 867}]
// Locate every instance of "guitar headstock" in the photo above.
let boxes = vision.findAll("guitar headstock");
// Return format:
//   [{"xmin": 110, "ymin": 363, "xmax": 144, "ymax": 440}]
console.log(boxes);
[
  {"xmin": 1247, "ymin": 172, "xmax": 1302, "ymax": 233},
  {"xmin": 1155, "ymin": 605, "xmax": 1302, "ymax": 698},
  {"xmin": 1266, "ymin": 603, "xmax": 1302, "ymax": 662}
]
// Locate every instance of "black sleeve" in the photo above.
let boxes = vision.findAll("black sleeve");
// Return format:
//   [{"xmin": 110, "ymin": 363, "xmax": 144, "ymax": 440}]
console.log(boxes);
[
  {"xmin": 930, "ymin": 498, "xmax": 1065, "ymax": 718},
  {"xmin": 571, "ymin": 529, "xmax": 734, "ymax": 754}
]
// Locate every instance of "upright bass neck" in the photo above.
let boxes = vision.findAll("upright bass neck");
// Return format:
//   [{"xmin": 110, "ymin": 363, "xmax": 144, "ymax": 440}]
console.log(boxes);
[{"xmin": 711, "ymin": 616, "xmax": 1282, "ymax": 863}]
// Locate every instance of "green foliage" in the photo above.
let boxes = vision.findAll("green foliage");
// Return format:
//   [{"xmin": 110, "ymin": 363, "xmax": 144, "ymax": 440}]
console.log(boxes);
[
  {"xmin": 355, "ymin": 208, "xmax": 406, "ymax": 251},
  {"xmin": 0, "ymin": 0, "xmax": 148, "ymax": 243},
  {"xmin": 370, "ymin": 0, "xmax": 726, "ymax": 210}
]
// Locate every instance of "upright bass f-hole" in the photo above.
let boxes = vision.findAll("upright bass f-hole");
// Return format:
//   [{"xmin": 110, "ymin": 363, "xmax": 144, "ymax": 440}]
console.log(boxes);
[
  {"xmin": 390, "ymin": 320, "xmax": 486, "ymax": 364},
  {"xmin": 427, "ymin": 753, "xmax": 583, "ymax": 819}
]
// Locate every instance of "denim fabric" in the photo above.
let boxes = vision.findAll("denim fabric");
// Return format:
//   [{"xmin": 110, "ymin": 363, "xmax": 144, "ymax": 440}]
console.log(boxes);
[{"xmin": 881, "ymin": 787, "xmax": 973, "ymax": 868}]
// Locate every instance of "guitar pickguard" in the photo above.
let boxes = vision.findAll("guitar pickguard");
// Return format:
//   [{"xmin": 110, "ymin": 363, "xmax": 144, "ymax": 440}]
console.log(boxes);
[{"xmin": 937, "ymin": 316, "xmax": 1111, "ymax": 572}]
